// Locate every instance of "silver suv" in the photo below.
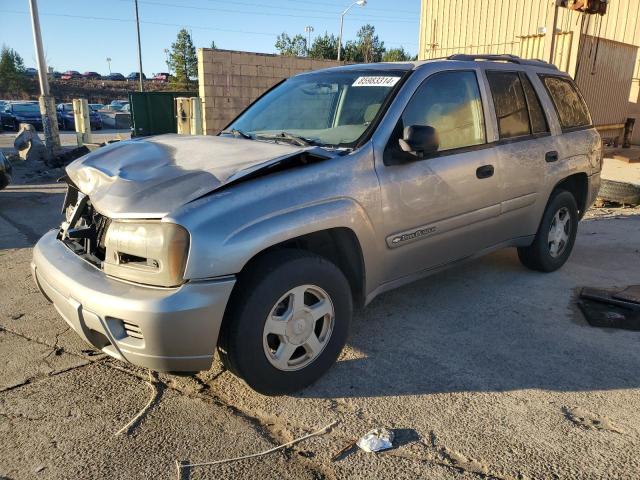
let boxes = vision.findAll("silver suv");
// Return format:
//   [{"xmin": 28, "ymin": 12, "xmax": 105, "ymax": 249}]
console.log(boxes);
[{"xmin": 32, "ymin": 55, "xmax": 601, "ymax": 395}]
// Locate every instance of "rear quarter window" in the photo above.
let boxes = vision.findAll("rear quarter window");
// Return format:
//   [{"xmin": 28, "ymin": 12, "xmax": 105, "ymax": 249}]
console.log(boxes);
[{"xmin": 540, "ymin": 75, "xmax": 591, "ymax": 130}]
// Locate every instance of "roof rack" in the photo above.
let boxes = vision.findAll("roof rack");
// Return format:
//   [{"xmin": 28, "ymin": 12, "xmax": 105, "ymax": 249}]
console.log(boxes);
[{"xmin": 447, "ymin": 54, "xmax": 558, "ymax": 70}]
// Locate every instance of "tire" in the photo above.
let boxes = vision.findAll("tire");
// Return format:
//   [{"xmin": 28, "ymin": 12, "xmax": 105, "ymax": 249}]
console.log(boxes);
[
  {"xmin": 598, "ymin": 179, "xmax": 640, "ymax": 206},
  {"xmin": 518, "ymin": 190, "xmax": 578, "ymax": 272},
  {"xmin": 218, "ymin": 249, "xmax": 352, "ymax": 395}
]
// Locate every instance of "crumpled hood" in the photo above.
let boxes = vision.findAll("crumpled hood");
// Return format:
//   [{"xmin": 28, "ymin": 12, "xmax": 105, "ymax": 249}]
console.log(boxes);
[{"xmin": 65, "ymin": 134, "xmax": 313, "ymax": 218}]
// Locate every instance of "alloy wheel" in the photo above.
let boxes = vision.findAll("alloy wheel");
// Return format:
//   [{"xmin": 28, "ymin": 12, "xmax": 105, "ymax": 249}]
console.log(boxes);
[
  {"xmin": 262, "ymin": 284, "xmax": 334, "ymax": 371},
  {"xmin": 548, "ymin": 206, "xmax": 571, "ymax": 258}
]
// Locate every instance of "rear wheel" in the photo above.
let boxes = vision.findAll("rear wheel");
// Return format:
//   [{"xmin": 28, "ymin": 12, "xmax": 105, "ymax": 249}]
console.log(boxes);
[
  {"xmin": 218, "ymin": 250, "xmax": 352, "ymax": 395},
  {"xmin": 518, "ymin": 190, "xmax": 578, "ymax": 272}
]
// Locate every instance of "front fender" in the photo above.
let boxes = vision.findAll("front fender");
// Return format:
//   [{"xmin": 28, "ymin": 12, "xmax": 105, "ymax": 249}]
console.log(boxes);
[{"xmin": 183, "ymin": 197, "xmax": 381, "ymax": 289}]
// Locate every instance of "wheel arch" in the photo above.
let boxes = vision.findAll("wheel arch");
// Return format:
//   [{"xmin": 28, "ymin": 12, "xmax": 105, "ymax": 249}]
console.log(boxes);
[
  {"xmin": 552, "ymin": 172, "xmax": 589, "ymax": 219},
  {"xmin": 237, "ymin": 227, "xmax": 367, "ymax": 308}
]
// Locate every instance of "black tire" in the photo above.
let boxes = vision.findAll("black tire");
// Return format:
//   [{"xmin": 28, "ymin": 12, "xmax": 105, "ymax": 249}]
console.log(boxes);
[
  {"xmin": 598, "ymin": 179, "xmax": 640, "ymax": 206},
  {"xmin": 218, "ymin": 249, "xmax": 352, "ymax": 395},
  {"xmin": 518, "ymin": 190, "xmax": 578, "ymax": 272},
  {"xmin": 13, "ymin": 120, "xmax": 19, "ymax": 132}
]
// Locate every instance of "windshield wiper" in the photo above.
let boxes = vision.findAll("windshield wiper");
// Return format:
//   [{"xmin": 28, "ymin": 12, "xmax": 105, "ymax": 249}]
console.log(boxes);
[
  {"xmin": 255, "ymin": 131, "xmax": 315, "ymax": 147},
  {"xmin": 220, "ymin": 128, "xmax": 254, "ymax": 139}
]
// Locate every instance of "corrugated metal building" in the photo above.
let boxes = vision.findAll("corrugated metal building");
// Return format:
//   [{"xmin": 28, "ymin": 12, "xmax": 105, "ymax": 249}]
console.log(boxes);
[{"xmin": 418, "ymin": 0, "xmax": 640, "ymax": 144}]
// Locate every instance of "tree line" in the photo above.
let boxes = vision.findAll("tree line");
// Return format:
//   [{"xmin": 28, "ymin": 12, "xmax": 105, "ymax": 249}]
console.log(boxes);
[{"xmin": 274, "ymin": 24, "xmax": 415, "ymax": 63}]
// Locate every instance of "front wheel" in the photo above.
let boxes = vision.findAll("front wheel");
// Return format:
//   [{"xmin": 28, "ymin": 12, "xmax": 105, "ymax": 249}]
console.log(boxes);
[
  {"xmin": 218, "ymin": 250, "xmax": 352, "ymax": 395},
  {"xmin": 518, "ymin": 190, "xmax": 578, "ymax": 272}
]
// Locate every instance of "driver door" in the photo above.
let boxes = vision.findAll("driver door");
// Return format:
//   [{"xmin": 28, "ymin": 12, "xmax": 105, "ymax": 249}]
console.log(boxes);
[{"xmin": 374, "ymin": 70, "xmax": 504, "ymax": 283}]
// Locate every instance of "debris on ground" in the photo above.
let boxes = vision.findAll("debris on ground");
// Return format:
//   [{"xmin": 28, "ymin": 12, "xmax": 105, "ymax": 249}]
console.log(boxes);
[
  {"xmin": 562, "ymin": 406, "xmax": 625, "ymax": 434},
  {"xmin": 356, "ymin": 428, "xmax": 395, "ymax": 453},
  {"xmin": 110, "ymin": 366, "xmax": 161, "ymax": 436},
  {"xmin": 578, "ymin": 286, "xmax": 640, "ymax": 330},
  {"xmin": 14, "ymin": 124, "xmax": 47, "ymax": 163},
  {"xmin": 176, "ymin": 420, "xmax": 337, "ymax": 472}
]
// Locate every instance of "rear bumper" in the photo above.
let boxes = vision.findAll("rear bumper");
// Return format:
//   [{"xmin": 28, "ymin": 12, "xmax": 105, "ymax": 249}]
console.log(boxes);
[
  {"xmin": 32, "ymin": 230, "xmax": 235, "ymax": 372},
  {"xmin": 586, "ymin": 172, "xmax": 601, "ymax": 211}
]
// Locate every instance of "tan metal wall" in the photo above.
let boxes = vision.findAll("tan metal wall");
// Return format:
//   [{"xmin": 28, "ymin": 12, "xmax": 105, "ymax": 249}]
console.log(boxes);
[
  {"xmin": 419, "ymin": 0, "xmax": 640, "ymax": 65},
  {"xmin": 418, "ymin": 0, "xmax": 640, "ymax": 142},
  {"xmin": 575, "ymin": 35, "xmax": 638, "ymax": 125}
]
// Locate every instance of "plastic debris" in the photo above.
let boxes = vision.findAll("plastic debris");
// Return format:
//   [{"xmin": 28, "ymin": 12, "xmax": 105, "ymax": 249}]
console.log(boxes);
[{"xmin": 356, "ymin": 428, "xmax": 395, "ymax": 453}]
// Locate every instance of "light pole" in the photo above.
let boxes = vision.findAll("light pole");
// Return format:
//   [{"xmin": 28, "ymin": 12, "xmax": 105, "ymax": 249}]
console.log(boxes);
[
  {"xmin": 337, "ymin": 0, "xmax": 366, "ymax": 61},
  {"xmin": 304, "ymin": 25, "xmax": 314, "ymax": 55},
  {"xmin": 106, "ymin": 57, "xmax": 112, "ymax": 74},
  {"xmin": 28, "ymin": 0, "xmax": 59, "ymax": 161},
  {"xmin": 133, "ymin": 0, "xmax": 144, "ymax": 92}
]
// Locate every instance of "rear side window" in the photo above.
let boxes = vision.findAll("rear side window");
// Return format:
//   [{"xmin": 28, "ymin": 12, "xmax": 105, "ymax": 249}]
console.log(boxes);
[
  {"xmin": 486, "ymin": 71, "xmax": 530, "ymax": 139},
  {"xmin": 540, "ymin": 75, "xmax": 591, "ymax": 130},
  {"xmin": 520, "ymin": 73, "xmax": 548, "ymax": 134}
]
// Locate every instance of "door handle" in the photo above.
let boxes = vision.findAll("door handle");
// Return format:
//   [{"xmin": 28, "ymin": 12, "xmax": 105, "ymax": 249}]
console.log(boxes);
[
  {"xmin": 545, "ymin": 151, "xmax": 559, "ymax": 163},
  {"xmin": 476, "ymin": 164, "xmax": 494, "ymax": 179}
]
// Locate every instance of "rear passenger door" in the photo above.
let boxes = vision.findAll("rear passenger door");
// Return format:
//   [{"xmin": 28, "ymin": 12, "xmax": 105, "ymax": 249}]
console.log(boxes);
[{"xmin": 484, "ymin": 70, "xmax": 556, "ymax": 239}]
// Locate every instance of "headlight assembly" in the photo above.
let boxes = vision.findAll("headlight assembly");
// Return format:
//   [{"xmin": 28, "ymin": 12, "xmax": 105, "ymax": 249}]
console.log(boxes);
[{"xmin": 103, "ymin": 221, "xmax": 190, "ymax": 287}]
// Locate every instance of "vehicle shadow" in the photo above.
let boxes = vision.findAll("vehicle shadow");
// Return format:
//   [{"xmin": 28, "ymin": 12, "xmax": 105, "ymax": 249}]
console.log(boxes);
[{"xmin": 302, "ymin": 213, "xmax": 640, "ymax": 398}]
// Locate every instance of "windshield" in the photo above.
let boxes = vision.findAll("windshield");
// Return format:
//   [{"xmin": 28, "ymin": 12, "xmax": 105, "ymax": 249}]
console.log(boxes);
[
  {"xmin": 13, "ymin": 103, "xmax": 40, "ymax": 114},
  {"xmin": 227, "ymin": 69, "xmax": 407, "ymax": 147}
]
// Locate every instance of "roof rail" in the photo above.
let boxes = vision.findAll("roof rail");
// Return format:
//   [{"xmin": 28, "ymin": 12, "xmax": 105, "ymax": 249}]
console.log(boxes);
[{"xmin": 447, "ymin": 54, "xmax": 558, "ymax": 70}]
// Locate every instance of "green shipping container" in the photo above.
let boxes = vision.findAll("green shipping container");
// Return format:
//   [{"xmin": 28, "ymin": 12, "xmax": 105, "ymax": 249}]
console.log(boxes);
[{"xmin": 128, "ymin": 91, "xmax": 193, "ymax": 137}]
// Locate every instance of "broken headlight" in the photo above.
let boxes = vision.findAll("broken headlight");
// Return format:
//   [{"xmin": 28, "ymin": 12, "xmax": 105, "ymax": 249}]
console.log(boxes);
[{"xmin": 103, "ymin": 221, "xmax": 190, "ymax": 287}]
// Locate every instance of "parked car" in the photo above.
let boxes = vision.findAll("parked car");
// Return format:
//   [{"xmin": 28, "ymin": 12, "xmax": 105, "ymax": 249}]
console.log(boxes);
[
  {"xmin": 152, "ymin": 72, "xmax": 170, "ymax": 82},
  {"xmin": 49, "ymin": 71, "xmax": 62, "ymax": 79},
  {"xmin": 0, "ymin": 151, "xmax": 12, "ymax": 190},
  {"xmin": 61, "ymin": 70, "xmax": 82, "ymax": 80},
  {"xmin": 108, "ymin": 99, "xmax": 129, "ymax": 111},
  {"xmin": 89, "ymin": 103, "xmax": 105, "ymax": 112},
  {"xmin": 103, "ymin": 72, "xmax": 125, "ymax": 81},
  {"xmin": 1, "ymin": 101, "xmax": 42, "ymax": 131},
  {"xmin": 56, "ymin": 103, "xmax": 103, "ymax": 130},
  {"xmin": 24, "ymin": 67, "xmax": 38, "ymax": 78},
  {"xmin": 127, "ymin": 72, "xmax": 146, "ymax": 81},
  {"xmin": 33, "ymin": 55, "xmax": 602, "ymax": 395},
  {"xmin": 83, "ymin": 71, "xmax": 101, "ymax": 80}
]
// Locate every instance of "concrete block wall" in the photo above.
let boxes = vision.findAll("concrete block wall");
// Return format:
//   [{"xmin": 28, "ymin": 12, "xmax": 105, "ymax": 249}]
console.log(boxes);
[{"xmin": 198, "ymin": 48, "xmax": 343, "ymax": 135}]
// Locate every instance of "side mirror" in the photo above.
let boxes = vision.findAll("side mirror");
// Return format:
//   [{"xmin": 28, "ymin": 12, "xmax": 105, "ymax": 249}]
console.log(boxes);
[{"xmin": 398, "ymin": 125, "xmax": 439, "ymax": 159}]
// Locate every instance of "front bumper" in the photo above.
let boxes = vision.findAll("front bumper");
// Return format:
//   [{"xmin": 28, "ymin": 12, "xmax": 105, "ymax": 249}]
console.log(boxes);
[{"xmin": 32, "ymin": 230, "xmax": 235, "ymax": 372}]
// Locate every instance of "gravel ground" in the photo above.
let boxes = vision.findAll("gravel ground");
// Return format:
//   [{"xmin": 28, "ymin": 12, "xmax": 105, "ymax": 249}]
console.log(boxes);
[{"xmin": 1, "ymin": 156, "xmax": 639, "ymax": 479}]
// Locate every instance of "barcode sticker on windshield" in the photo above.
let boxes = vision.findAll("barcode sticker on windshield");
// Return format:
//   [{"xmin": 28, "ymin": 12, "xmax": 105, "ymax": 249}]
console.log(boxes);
[{"xmin": 352, "ymin": 76, "xmax": 401, "ymax": 87}]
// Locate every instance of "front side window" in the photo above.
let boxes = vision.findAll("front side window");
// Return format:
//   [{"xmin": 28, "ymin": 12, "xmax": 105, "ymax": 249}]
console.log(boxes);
[
  {"xmin": 228, "ymin": 69, "xmax": 407, "ymax": 147},
  {"xmin": 540, "ymin": 75, "xmax": 591, "ymax": 130},
  {"xmin": 399, "ymin": 70, "xmax": 486, "ymax": 152},
  {"xmin": 486, "ymin": 71, "xmax": 530, "ymax": 139}
]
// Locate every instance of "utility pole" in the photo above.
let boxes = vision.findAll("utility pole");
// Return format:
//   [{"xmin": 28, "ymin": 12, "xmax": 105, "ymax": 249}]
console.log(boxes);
[
  {"xmin": 134, "ymin": 0, "xmax": 144, "ymax": 92},
  {"xmin": 305, "ymin": 25, "xmax": 314, "ymax": 56},
  {"xmin": 28, "ymin": 0, "xmax": 59, "ymax": 161}
]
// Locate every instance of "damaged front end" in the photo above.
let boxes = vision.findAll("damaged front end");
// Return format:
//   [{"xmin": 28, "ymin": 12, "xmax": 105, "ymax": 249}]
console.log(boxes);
[
  {"xmin": 58, "ymin": 176, "xmax": 190, "ymax": 288},
  {"xmin": 58, "ymin": 177, "xmax": 111, "ymax": 268}
]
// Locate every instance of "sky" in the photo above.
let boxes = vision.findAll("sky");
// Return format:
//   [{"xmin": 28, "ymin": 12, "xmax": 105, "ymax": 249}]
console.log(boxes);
[{"xmin": 0, "ymin": 0, "xmax": 421, "ymax": 76}]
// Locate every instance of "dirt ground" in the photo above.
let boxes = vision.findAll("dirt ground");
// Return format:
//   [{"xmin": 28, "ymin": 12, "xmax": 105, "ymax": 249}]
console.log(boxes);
[{"xmin": 1, "ymin": 152, "xmax": 640, "ymax": 480}]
